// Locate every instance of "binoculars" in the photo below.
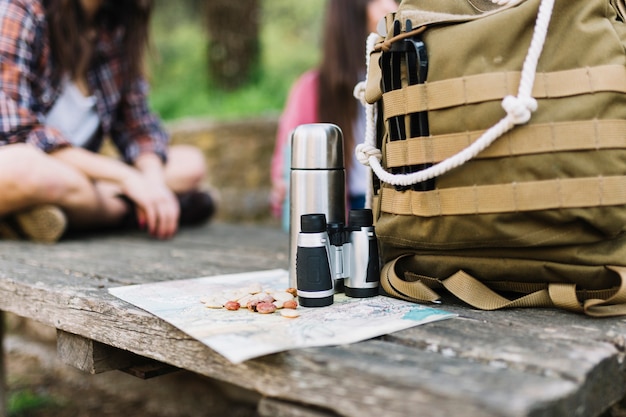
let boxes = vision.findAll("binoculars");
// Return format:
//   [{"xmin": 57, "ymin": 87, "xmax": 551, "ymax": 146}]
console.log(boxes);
[{"xmin": 296, "ymin": 210, "xmax": 380, "ymax": 307}]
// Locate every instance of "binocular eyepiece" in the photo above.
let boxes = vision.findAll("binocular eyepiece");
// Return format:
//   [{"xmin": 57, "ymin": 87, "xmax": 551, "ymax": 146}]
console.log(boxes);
[{"xmin": 296, "ymin": 209, "xmax": 380, "ymax": 307}]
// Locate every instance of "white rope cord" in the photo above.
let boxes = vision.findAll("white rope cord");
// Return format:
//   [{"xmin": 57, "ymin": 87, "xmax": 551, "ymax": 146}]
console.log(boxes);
[
  {"xmin": 354, "ymin": 0, "xmax": 555, "ymax": 188},
  {"xmin": 353, "ymin": 32, "xmax": 381, "ymax": 208}
]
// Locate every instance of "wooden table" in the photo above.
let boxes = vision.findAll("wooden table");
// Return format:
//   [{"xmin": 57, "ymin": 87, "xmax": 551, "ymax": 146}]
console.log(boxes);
[{"xmin": 1, "ymin": 222, "xmax": 625, "ymax": 417}]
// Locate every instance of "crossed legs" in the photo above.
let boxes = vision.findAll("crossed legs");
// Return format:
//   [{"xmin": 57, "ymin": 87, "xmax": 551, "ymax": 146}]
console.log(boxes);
[{"xmin": 0, "ymin": 143, "xmax": 208, "ymax": 232}]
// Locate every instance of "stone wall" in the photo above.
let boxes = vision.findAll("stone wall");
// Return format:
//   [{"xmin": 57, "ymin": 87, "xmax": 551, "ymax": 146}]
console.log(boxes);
[{"xmin": 168, "ymin": 116, "xmax": 279, "ymax": 225}]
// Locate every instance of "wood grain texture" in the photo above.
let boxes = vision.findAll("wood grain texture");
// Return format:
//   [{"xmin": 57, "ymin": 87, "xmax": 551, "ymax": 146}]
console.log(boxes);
[
  {"xmin": 258, "ymin": 397, "xmax": 341, "ymax": 417},
  {"xmin": 57, "ymin": 330, "xmax": 143, "ymax": 375},
  {"xmin": 0, "ymin": 311, "xmax": 6, "ymax": 417},
  {"xmin": 1, "ymin": 223, "xmax": 625, "ymax": 417}
]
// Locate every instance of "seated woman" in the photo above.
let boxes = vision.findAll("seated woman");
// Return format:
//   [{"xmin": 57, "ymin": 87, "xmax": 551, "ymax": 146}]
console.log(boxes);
[{"xmin": 0, "ymin": 0, "xmax": 216, "ymax": 242}]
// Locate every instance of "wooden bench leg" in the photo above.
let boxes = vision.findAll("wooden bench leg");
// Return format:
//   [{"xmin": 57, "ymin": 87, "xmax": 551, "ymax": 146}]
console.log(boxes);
[
  {"xmin": 0, "ymin": 311, "xmax": 6, "ymax": 417},
  {"xmin": 57, "ymin": 330, "xmax": 178, "ymax": 378}
]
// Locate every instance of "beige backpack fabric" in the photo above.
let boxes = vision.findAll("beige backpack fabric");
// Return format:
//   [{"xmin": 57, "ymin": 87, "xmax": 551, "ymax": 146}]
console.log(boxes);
[{"xmin": 359, "ymin": 0, "xmax": 626, "ymax": 316}]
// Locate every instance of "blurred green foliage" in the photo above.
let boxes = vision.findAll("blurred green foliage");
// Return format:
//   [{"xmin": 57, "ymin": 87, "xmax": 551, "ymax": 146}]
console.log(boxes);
[
  {"xmin": 149, "ymin": 0, "xmax": 326, "ymax": 121},
  {"xmin": 8, "ymin": 389, "xmax": 61, "ymax": 416}
]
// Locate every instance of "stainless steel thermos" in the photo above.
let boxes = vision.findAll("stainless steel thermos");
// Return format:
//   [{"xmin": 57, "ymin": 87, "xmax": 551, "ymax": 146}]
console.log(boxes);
[{"xmin": 289, "ymin": 124, "xmax": 346, "ymax": 289}]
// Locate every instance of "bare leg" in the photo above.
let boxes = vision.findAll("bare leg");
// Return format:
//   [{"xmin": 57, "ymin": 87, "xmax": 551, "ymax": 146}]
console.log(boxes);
[
  {"xmin": 0, "ymin": 144, "xmax": 212, "ymax": 233},
  {"xmin": 164, "ymin": 144, "xmax": 208, "ymax": 194},
  {"xmin": 163, "ymin": 145, "xmax": 216, "ymax": 224},
  {"xmin": 0, "ymin": 144, "xmax": 126, "ymax": 227},
  {"xmin": 0, "ymin": 311, "xmax": 5, "ymax": 417}
]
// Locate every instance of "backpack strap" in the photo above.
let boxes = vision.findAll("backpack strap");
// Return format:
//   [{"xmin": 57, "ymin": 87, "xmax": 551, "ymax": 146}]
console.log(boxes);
[
  {"xmin": 584, "ymin": 266, "xmax": 626, "ymax": 317},
  {"xmin": 380, "ymin": 257, "xmax": 442, "ymax": 303},
  {"xmin": 381, "ymin": 256, "xmax": 626, "ymax": 317}
]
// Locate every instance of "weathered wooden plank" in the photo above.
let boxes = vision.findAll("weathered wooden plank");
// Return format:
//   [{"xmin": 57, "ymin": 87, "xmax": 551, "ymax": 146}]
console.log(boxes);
[
  {"xmin": 274, "ymin": 341, "xmax": 580, "ymax": 417},
  {"xmin": 1, "ymin": 266, "xmax": 618, "ymax": 417},
  {"xmin": 0, "ymin": 223, "xmax": 289, "ymax": 286},
  {"xmin": 57, "ymin": 330, "xmax": 178, "ymax": 378},
  {"xmin": 119, "ymin": 361, "xmax": 179, "ymax": 379},
  {"xmin": 1, "ymin": 225, "xmax": 626, "ymax": 417},
  {"xmin": 0, "ymin": 271, "xmax": 534, "ymax": 416},
  {"xmin": 57, "ymin": 330, "xmax": 139, "ymax": 374},
  {"xmin": 0, "ymin": 311, "xmax": 6, "ymax": 417},
  {"xmin": 258, "ymin": 397, "xmax": 340, "ymax": 417},
  {"xmin": 382, "ymin": 315, "xmax": 624, "ymax": 412},
  {"xmin": 380, "ymin": 304, "xmax": 626, "ymax": 416}
]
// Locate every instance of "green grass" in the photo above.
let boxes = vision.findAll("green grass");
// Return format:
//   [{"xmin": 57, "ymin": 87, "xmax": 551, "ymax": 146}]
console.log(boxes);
[
  {"xmin": 148, "ymin": 0, "xmax": 325, "ymax": 121},
  {"xmin": 8, "ymin": 389, "xmax": 62, "ymax": 416}
]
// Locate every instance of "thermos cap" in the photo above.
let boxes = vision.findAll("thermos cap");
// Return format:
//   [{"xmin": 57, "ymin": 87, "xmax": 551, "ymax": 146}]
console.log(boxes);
[{"xmin": 291, "ymin": 124, "xmax": 344, "ymax": 170}]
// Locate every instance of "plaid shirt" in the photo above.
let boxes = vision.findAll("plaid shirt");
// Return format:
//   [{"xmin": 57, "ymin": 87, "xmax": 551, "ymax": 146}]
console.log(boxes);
[{"xmin": 0, "ymin": 0, "xmax": 169, "ymax": 163}]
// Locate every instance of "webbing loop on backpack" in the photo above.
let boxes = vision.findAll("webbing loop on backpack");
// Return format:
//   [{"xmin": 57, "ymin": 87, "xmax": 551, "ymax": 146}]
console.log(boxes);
[
  {"xmin": 385, "ymin": 119, "xmax": 626, "ymax": 167},
  {"xmin": 381, "ymin": 65, "xmax": 626, "ymax": 118},
  {"xmin": 379, "ymin": 175, "xmax": 626, "ymax": 216},
  {"xmin": 355, "ymin": 0, "xmax": 556, "ymax": 188},
  {"xmin": 381, "ymin": 257, "xmax": 626, "ymax": 317}
]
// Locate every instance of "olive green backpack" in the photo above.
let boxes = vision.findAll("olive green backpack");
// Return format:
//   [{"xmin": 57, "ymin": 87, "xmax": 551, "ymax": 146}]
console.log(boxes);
[{"xmin": 356, "ymin": 0, "xmax": 626, "ymax": 316}]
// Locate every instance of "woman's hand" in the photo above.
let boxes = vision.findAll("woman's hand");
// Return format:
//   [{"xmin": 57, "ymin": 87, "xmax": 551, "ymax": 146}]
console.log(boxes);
[
  {"xmin": 270, "ymin": 178, "xmax": 287, "ymax": 219},
  {"xmin": 120, "ymin": 172, "xmax": 179, "ymax": 239},
  {"xmin": 128, "ymin": 153, "xmax": 180, "ymax": 239},
  {"xmin": 51, "ymin": 147, "xmax": 179, "ymax": 239}
]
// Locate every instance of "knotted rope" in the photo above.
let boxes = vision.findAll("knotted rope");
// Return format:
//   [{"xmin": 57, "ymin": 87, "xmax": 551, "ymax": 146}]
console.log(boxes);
[
  {"xmin": 353, "ymin": 0, "xmax": 555, "ymax": 191},
  {"xmin": 353, "ymin": 32, "xmax": 381, "ymax": 208}
]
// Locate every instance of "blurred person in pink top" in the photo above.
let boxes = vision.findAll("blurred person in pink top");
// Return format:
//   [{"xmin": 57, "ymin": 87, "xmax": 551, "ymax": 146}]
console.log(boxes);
[{"xmin": 270, "ymin": 0, "xmax": 397, "ymax": 230}]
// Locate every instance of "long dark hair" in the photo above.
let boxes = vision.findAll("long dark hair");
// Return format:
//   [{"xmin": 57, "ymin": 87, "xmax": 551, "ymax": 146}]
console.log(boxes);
[
  {"xmin": 44, "ymin": 0, "xmax": 153, "ymax": 81},
  {"xmin": 318, "ymin": 0, "xmax": 371, "ymax": 171}
]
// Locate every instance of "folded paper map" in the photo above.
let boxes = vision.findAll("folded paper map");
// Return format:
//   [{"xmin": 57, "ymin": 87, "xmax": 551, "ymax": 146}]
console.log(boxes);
[{"xmin": 109, "ymin": 269, "xmax": 455, "ymax": 363}]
